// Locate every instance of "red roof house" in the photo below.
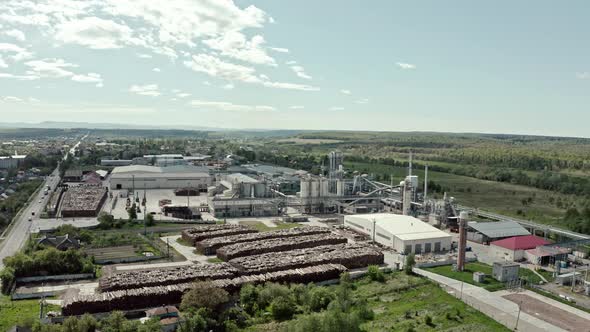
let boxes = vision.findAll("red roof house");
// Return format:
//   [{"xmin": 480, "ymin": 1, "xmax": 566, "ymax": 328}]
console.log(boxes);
[{"xmin": 490, "ymin": 235, "xmax": 551, "ymax": 261}]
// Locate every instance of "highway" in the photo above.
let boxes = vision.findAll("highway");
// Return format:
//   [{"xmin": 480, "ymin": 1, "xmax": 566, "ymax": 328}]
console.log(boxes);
[{"xmin": 0, "ymin": 134, "xmax": 87, "ymax": 269}]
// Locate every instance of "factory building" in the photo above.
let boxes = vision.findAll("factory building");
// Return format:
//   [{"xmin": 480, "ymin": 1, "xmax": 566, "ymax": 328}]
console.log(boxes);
[
  {"xmin": 344, "ymin": 213, "xmax": 452, "ymax": 254},
  {"xmin": 0, "ymin": 154, "xmax": 26, "ymax": 169},
  {"xmin": 109, "ymin": 165, "xmax": 212, "ymax": 190},
  {"xmin": 467, "ymin": 221, "xmax": 530, "ymax": 244},
  {"xmin": 208, "ymin": 197, "xmax": 279, "ymax": 218},
  {"xmin": 490, "ymin": 235, "xmax": 551, "ymax": 261}
]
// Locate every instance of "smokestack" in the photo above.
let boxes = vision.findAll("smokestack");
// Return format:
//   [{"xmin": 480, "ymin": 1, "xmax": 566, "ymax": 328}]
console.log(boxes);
[
  {"xmin": 408, "ymin": 151, "xmax": 413, "ymax": 177},
  {"xmin": 424, "ymin": 165, "xmax": 428, "ymax": 201},
  {"xmin": 457, "ymin": 211, "xmax": 469, "ymax": 271}
]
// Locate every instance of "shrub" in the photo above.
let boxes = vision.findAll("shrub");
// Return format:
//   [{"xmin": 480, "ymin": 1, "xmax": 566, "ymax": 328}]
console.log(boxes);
[
  {"xmin": 181, "ymin": 281, "xmax": 229, "ymax": 312},
  {"xmin": 308, "ymin": 287, "xmax": 335, "ymax": 312},
  {"xmin": 367, "ymin": 265, "xmax": 385, "ymax": 282},
  {"xmin": 270, "ymin": 296, "xmax": 296, "ymax": 321}
]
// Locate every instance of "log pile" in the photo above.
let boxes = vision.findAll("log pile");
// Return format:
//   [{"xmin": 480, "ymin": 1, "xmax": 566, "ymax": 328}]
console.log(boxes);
[
  {"xmin": 217, "ymin": 233, "xmax": 348, "ymax": 261},
  {"xmin": 229, "ymin": 243, "xmax": 383, "ymax": 275},
  {"xmin": 181, "ymin": 225, "xmax": 257, "ymax": 245},
  {"xmin": 196, "ymin": 226, "xmax": 330, "ymax": 254},
  {"xmin": 98, "ymin": 263, "xmax": 238, "ymax": 292},
  {"xmin": 63, "ymin": 264, "xmax": 346, "ymax": 316}
]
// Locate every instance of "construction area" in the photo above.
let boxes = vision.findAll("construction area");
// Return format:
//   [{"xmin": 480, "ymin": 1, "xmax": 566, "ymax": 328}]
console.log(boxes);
[
  {"xmin": 62, "ymin": 224, "xmax": 383, "ymax": 315},
  {"xmin": 58, "ymin": 185, "xmax": 108, "ymax": 218}
]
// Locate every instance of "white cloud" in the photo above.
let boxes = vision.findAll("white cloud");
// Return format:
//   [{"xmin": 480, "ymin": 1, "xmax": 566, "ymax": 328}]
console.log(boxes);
[
  {"xmin": 340, "ymin": 89, "xmax": 351, "ymax": 95},
  {"xmin": 290, "ymin": 65, "xmax": 312, "ymax": 80},
  {"xmin": 176, "ymin": 93, "xmax": 191, "ymax": 98},
  {"xmin": 576, "ymin": 72, "xmax": 589, "ymax": 80},
  {"xmin": 203, "ymin": 32, "xmax": 276, "ymax": 66},
  {"xmin": 128, "ymin": 83, "xmax": 161, "ymax": 97},
  {"xmin": 269, "ymin": 47, "xmax": 289, "ymax": 53},
  {"xmin": 396, "ymin": 62, "xmax": 416, "ymax": 70},
  {"xmin": 2, "ymin": 29, "xmax": 25, "ymax": 41},
  {"xmin": 24, "ymin": 58, "xmax": 77, "ymax": 78},
  {"xmin": 153, "ymin": 67, "xmax": 161, "ymax": 72},
  {"xmin": 137, "ymin": 53, "xmax": 152, "ymax": 59},
  {"xmin": 330, "ymin": 106, "xmax": 345, "ymax": 111},
  {"xmin": 0, "ymin": 43, "xmax": 26, "ymax": 53},
  {"xmin": 269, "ymin": 17, "xmax": 275, "ymax": 24},
  {"xmin": 1, "ymin": 96, "xmax": 23, "ymax": 102},
  {"xmin": 184, "ymin": 53, "xmax": 319, "ymax": 91},
  {"xmin": 203, "ymin": 81, "xmax": 212, "ymax": 86},
  {"xmin": 55, "ymin": 17, "xmax": 139, "ymax": 49},
  {"xmin": 355, "ymin": 98, "xmax": 369, "ymax": 104},
  {"xmin": 285, "ymin": 60, "xmax": 297, "ymax": 65},
  {"xmin": 222, "ymin": 83, "xmax": 235, "ymax": 90},
  {"xmin": 0, "ymin": 57, "xmax": 7, "ymax": 68},
  {"xmin": 0, "ymin": 72, "xmax": 38, "ymax": 80},
  {"xmin": 189, "ymin": 99, "xmax": 275, "ymax": 112},
  {"xmin": 71, "ymin": 72, "xmax": 103, "ymax": 87},
  {"xmin": 289, "ymin": 105, "xmax": 304, "ymax": 110}
]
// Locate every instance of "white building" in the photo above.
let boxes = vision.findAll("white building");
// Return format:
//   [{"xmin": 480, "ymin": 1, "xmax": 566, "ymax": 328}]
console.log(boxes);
[
  {"xmin": 344, "ymin": 213, "xmax": 452, "ymax": 254},
  {"xmin": 109, "ymin": 165, "xmax": 211, "ymax": 190},
  {"xmin": 0, "ymin": 154, "xmax": 26, "ymax": 169}
]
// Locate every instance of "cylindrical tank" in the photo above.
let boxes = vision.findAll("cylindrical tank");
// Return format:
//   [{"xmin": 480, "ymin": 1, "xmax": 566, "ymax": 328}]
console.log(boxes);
[
  {"xmin": 336, "ymin": 179, "xmax": 344, "ymax": 196},
  {"xmin": 320, "ymin": 177, "xmax": 329, "ymax": 197},
  {"xmin": 300, "ymin": 178, "xmax": 310, "ymax": 198},
  {"xmin": 311, "ymin": 179, "xmax": 320, "ymax": 197}
]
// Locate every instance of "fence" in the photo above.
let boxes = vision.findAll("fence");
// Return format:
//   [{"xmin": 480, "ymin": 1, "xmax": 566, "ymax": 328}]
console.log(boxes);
[
  {"xmin": 416, "ymin": 257, "xmax": 477, "ymax": 268},
  {"xmin": 16, "ymin": 273, "xmax": 95, "ymax": 284},
  {"xmin": 12, "ymin": 291, "xmax": 55, "ymax": 300}
]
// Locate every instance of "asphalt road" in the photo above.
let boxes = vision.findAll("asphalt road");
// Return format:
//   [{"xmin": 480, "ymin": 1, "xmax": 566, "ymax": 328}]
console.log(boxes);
[
  {"xmin": 0, "ymin": 133, "xmax": 87, "ymax": 269},
  {"xmin": 0, "ymin": 168, "xmax": 61, "ymax": 269}
]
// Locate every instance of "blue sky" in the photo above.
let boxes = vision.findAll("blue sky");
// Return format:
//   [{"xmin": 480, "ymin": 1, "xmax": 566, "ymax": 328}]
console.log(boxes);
[{"xmin": 0, "ymin": 1, "xmax": 589, "ymax": 137}]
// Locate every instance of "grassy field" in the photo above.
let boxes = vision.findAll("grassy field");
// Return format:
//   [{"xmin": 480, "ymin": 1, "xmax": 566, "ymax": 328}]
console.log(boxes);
[
  {"xmin": 239, "ymin": 220, "xmax": 300, "ymax": 232},
  {"xmin": 424, "ymin": 262, "xmax": 505, "ymax": 291},
  {"xmin": 346, "ymin": 161, "xmax": 573, "ymax": 225},
  {"xmin": 246, "ymin": 272, "xmax": 509, "ymax": 332},
  {"xmin": 0, "ymin": 296, "xmax": 59, "ymax": 331},
  {"xmin": 425, "ymin": 262, "xmax": 544, "ymax": 291}
]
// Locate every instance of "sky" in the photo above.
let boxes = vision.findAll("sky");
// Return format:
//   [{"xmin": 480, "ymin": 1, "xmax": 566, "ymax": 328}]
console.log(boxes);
[{"xmin": 0, "ymin": 1, "xmax": 589, "ymax": 137}]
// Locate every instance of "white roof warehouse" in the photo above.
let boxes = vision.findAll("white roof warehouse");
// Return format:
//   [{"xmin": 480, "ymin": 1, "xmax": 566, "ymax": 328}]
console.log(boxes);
[
  {"xmin": 344, "ymin": 213, "xmax": 452, "ymax": 254},
  {"xmin": 109, "ymin": 165, "xmax": 212, "ymax": 190}
]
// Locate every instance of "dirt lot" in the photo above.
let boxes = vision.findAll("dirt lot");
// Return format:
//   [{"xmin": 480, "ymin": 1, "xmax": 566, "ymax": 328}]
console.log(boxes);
[{"xmin": 503, "ymin": 293, "xmax": 590, "ymax": 331}]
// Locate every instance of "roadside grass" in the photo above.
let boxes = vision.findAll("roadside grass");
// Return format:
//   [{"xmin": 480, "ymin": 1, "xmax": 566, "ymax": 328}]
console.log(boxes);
[
  {"xmin": 345, "ymin": 161, "xmax": 571, "ymax": 226},
  {"xmin": 536, "ymin": 268, "xmax": 555, "ymax": 282},
  {"xmin": 0, "ymin": 296, "xmax": 59, "ymax": 331},
  {"xmin": 424, "ymin": 262, "xmax": 505, "ymax": 291},
  {"xmin": 206, "ymin": 257, "xmax": 223, "ymax": 264}
]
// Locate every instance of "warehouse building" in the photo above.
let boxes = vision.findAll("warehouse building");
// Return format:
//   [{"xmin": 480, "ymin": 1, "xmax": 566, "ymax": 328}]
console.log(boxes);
[
  {"xmin": 208, "ymin": 197, "xmax": 279, "ymax": 218},
  {"xmin": 467, "ymin": 221, "xmax": 530, "ymax": 244},
  {"xmin": 109, "ymin": 165, "xmax": 212, "ymax": 190},
  {"xmin": 344, "ymin": 213, "xmax": 452, "ymax": 254},
  {"xmin": 0, "ymin": 154, "xmax": 26, "ymax": 169},
  {"xmin": 490, "ymin": 235, "xmax": 551, "ymax": 261}
]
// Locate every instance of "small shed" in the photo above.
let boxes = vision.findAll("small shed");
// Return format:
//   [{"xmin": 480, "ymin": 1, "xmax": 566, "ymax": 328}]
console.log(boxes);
[
  {"xmin": 492, "ymin": 262, "xmax": 520, "ymax": 282},
  {"xmin": 473, "ymin": 271, "xmax": 486, "ymax": 283}
]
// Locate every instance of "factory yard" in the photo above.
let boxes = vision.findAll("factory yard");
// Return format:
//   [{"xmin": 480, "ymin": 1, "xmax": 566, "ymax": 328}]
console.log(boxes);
[
  {"xmin": 106, "ymin": 189, "xmax": 209, "ymax": 221},
  {"xmin": 502, "ymin": 292, "xmax": 590, "ymax": 331}
]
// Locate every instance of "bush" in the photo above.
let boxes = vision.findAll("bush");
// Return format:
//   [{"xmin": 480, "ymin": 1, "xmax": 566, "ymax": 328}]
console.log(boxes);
[
  {"xmin": 308, "ymin": 287, "xmax": 335, "ymax": 312},
  {"xmin": 0, "ymin": 267, "xmax": 15, "ymax": 294},
  {"xmin": 367, "ymin": 265, "xmax": 385, "ymax": 282},
  {"xmin": 257, "ymin": 283, "xmax": 292, "ymax": 309},
  {"xmin": 405, "ymin": 254, "xmax": 416, "ymax": 275},
  {"xmin": 239, "ymin": 284, "xmax": 259, "ymax": 315},
  {"xmin": 270, "ymin": 296, "xmax": 296, "ymax": 321}
]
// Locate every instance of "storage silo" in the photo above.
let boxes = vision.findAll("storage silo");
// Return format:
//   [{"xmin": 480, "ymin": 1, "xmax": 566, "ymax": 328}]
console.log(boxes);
[
  {"xmin": 311, "ymin": 178, "xmax": 320, "ymax": 197},
  {"xmin": 300, "ymin": 178, "xmax": 310, "ymax": 198}
]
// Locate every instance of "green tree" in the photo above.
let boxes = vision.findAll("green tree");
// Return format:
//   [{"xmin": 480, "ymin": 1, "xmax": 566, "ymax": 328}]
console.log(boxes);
[
  {"xmin": 145, "ymin": 213, "xmax": 155, "ymax": 227},
  {"xmin": 270, "ymin": 296, "xmax": 296, "ymax": 321},
  {"xmin": 239, "ymin": 283, "xmax": 259, "ymax": 315},
  {"xmin": 405, "ymin": 253, "xmax": 416, "ymax": 275},
  {"xmin": 367, "ymin": 265, "xmax": 385, "ymax": 282},
  {"xmin": 307, "ymin": 286, "xmax": 335, "ymax": 312},
  {"xmin": 177, "ymin": 312, "xmax": 207, "ymax": 332},
  {"xmin": 181, "ymin": 281, "xmax": 229, "ymax": 312}
]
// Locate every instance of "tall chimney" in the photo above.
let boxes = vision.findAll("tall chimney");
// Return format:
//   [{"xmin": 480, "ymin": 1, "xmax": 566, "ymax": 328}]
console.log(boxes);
[{"xmin": 457, "ymin": 211, "xmax": 469, "ymax": 271}]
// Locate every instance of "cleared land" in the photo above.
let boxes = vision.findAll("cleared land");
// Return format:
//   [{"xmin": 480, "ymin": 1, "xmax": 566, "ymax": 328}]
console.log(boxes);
[{"xmin": 503, "ymin": 293, "xmax": 590, "ymax": 331}]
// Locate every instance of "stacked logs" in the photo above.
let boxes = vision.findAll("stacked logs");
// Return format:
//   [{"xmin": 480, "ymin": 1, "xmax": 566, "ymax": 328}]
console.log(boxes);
[
  {"xmin": 228, "ymin": 243, "xmax": 383, "ymax": 275},
  {"xmin": 181, "ymin": 225, "xmax": 257, "ymax": 245},
  {"xmin": 196, "ymin": 226, "xmax": 330, "ymax": 254},
  {"xmin": 62, "ymin": 264, "xmax": 347, "ymax": 316},
  {"xmin": 99, "ymin": 263, "xmax": 238, "ymax": 292},
  {"xmin": 217, "ymin": 233, "xmax": 348, "ymax": 261}
]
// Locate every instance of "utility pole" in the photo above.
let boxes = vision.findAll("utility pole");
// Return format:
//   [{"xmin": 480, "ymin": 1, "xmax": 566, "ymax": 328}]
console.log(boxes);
[
  {"xmin": 515, "ymin": 302, "xmax": 521, "ymax": 331},
  {"xmin": 424, "ymin": 165, "xmax": 428, "ymax": 201},
  {"xmin": 372, "ymin": 218, "xmax": 376, "ymax": 245},
  {"xmin": 572, "ymin": 264, "xmax": 577, "ymax": 292}
]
